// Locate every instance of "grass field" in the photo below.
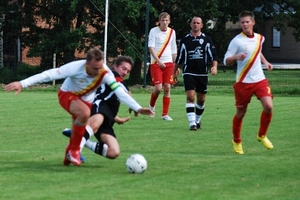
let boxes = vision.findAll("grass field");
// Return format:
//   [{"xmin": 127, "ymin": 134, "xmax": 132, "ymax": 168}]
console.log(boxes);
[{"xmin": 0, "ymin": 89, "xmax": 299, "ymax": 200}]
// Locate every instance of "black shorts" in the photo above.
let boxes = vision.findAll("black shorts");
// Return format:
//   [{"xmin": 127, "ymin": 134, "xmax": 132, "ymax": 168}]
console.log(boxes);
[
  {"xmin": 91, "ymin": 100, "xmax": 116, "ymax": 141},
  {"xmin": 183, "ymin": 75, "xmax": 208, "ymax": 94}
]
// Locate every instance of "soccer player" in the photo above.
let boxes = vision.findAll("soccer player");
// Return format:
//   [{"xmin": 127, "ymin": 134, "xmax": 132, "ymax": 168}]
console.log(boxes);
[
  {"xmin": 62, "ymin": 56, "xmax": 141, "ymax": 160},
  {"xmin": 4, "ymin": 48, "xmax": 153, "ymax": 166},
  {"xmin": 148, "ymin": 12, "xmax": 177, "ymax": 121},
  {"xmin": 223, "ymin": 11, "xmax": 274, "ymax": 154},
  {"xmin": 174, "ymin": 16, "xmax": 218, "ymax": 130}
]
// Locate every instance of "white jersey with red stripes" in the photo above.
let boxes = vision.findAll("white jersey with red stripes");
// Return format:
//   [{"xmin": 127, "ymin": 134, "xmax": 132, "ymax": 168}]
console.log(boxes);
[
  {"xmin": 224, "ymin": 32, "xmax": 266, "ymax": 83},
  {"xmin": 148, "ymin": 26, "xmax": 177, "ymax": 64},
  {"xmin": 20, "ymin": 60, "xmax": 142, "ymax": 111}
]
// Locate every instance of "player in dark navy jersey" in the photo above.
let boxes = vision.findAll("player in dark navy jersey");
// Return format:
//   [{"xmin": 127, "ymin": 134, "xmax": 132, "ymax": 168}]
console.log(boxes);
[{"xmin": 174, "ymin": 16, "xmax": 218, "ymax": 131}]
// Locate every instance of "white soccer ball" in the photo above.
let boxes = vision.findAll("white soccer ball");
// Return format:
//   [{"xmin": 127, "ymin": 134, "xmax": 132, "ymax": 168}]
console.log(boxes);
[{"xmin": 126, "ymin": 154, "xmax": 147, "ymax": 174}]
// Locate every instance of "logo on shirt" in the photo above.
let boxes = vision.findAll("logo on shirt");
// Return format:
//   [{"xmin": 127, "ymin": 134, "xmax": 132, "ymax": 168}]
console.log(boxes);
[
  {"xmin": 188, "ymin": 47, "xmax": 203, "ymax": 60},
  {"xmin": 199, "ymin": 39, "xmax": 204, "ymax": 45}
]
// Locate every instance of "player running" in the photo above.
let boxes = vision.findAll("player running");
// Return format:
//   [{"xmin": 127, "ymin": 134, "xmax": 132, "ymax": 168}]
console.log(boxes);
[{"xmin": 223, "ymin": 11, "xmax": 274, "ymax": 154}]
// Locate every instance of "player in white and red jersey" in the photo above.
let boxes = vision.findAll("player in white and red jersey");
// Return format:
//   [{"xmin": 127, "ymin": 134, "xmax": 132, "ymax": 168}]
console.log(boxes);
[
  {"xmin": 223, "ymin": 11, "xmax": 274, "ymax": 154},
  {"xmin": 62, "ymin": 56, "xmax": 141, "ymax": 162},
  {"xmin": 4, "ymin": 48, "xmax": 153, "ymax": 166},
  {"xmin": 148, "ymin": 12, "xmax": 177, "ymax": 121}
]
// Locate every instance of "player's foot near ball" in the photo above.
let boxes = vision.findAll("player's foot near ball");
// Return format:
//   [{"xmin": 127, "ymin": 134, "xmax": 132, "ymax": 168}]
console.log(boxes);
[
  {"xmin": 67, "ymin": 149, "xmax": 82, "ymax": 166},
  {"xmin": 62, "ymin": 128, "xmax": 86, "ymax": 163}
]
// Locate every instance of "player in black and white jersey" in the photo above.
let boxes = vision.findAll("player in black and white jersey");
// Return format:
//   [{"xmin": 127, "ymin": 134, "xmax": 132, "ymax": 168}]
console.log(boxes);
[
  {"xmin": 174, "ymin": 16, "xmax": 218, "ymax": 131},
  {"xmin": 63, "ymin": 56, "xmax": 148, "ymax": 161}
]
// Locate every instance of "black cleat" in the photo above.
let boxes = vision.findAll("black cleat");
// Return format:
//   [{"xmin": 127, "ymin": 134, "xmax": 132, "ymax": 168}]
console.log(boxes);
[
  {"xmin": 189, "ymin": 125, "xmax": 197, "ymax": 131},
  {"xmin": 196, "ymin": 122, "xmax": 201, "ymax": 129}
]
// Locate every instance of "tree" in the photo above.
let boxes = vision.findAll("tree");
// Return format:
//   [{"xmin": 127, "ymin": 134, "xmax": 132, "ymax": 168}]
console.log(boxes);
[
  {"xmin": 20, "ymin": 0, "xmax": 107, "ymax": 70},
  {"xmin": 2, "ymin": 0, "xmax": 300, "ymax": 84}
]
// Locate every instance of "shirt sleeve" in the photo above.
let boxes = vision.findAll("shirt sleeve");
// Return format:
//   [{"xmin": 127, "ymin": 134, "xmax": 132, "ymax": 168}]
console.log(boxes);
[
  {"xmin": 223, "ymin": 39, "xmax": 238, "ymax": 65},
  {"xmin": 19, "ymin": 61, "xmax": 81, "ymax": 88},
  {"xmin": 102, "ymin": 73, "xmax": 142, "ymax": 112},
  {"xmin": 170, "ymin": 30, "xmax": 177, "ymax": 55},
  {"xmin": 20, "ymin": 68, "xmax": 66, "ymax": 88},
  {"xmin": 207, "ymin": 36, "xmax": 218, "ymax": 62},
  {"xmin": 148, "ymin": 28, "xmax": 155, "ymax": 48}
]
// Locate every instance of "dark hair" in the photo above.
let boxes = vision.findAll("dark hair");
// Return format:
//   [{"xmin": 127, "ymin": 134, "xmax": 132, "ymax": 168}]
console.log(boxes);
[
  {"xmin": 239, "ymin": 11, "xmax": 255, "ymax": 19},
  {"xmin": 86, "ymin": 48, "xmax": 104, "ymax": 62},
  {"xmin": 113, "ymin": 56, "xmax": 134, "ymax": 68}
]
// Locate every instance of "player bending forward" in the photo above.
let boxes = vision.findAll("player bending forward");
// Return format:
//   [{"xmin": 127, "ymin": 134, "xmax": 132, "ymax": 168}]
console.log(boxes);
[
  {"xmin": 5, "ymin": 49, "xmax": 153, "ymax": 166},
  {"xmin": 62, "ymin": 56, "xmax": 143, "ymax": 161}
]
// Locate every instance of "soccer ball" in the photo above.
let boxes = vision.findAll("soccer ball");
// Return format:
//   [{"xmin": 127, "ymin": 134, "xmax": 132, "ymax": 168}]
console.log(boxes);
[{"xmin": 126, "ymin": 154, "xmax": 147, "ymax": 174}]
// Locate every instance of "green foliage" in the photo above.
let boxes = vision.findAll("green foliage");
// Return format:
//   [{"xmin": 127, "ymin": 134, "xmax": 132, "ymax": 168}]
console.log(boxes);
[
  {"xmin": 0, "ymin": 92, "xmax": 300, "ymax": 199},
  {"xmin": 0, "ymin": 62, "xmax": 42, "ymax": 82},
  {"xmin": 2, "ymin": 0, "xmax": 300, "ymax": 84}
]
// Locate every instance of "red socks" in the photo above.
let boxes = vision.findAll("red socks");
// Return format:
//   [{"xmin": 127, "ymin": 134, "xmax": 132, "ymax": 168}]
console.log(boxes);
[
  {"xmin": 232, "ymin": 111, "xmax": 272, "ymax": 143},
  {"xmin": 150, "ymin": 93, "xmax": 171, "ymax": 116},
  {"xmin": 258, "ymin": 111, "xmax": 272, "ymax": 137},
  {"xmin": 149, "ymin": 92, "xmax": 159, "ymax": 107},
  {"xmin": 162, "ymin": 96, "xmax": 170, "ymax": 116},
  {"xmin": 70, "ymin": 122, "xmax": 86, "ymax": 150},
  {"xmin": 232, "ymin": 115, "xmax": 242, "ymax": 143}
]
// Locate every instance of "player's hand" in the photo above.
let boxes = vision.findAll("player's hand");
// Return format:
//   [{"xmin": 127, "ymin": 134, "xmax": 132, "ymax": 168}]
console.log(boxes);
[
  {"xmin": 129, "ymin": 108, "xmax": 138, "ymax": 116},
  {"xmin": 265, "ymin": 62, "xmax": 273, "ymax": 70},
  {"xmin": 115, "ymin": 116, "xmax": 131, "ymax": 124},
  {"xmin": 4, "ymin": 82, "xmax": 23, "ymax": 95},
  {"xmin": 137, "ymin": 108, "xmax": 154, "ymax": 116},
  {"xmin": 173, "ymin": 68, "xmax": 180, "ymax": 84},
  {"xmin": 175, "ymin": 68, "xmax": 180, "ymax": 76},
  {"xmin": 211, "ymin": 66, "xmax": 217, "ymax": 75},
  {"xmin": 157, "ymin": 60, "xmax": 166, "ymax": 69},
  {"xmin": 236, "ymin": 53, "xmax": 247, "ymax": 60},
  {"xmin": 173, "ymin": 75, "xmax": 178, "ymax": 84}
]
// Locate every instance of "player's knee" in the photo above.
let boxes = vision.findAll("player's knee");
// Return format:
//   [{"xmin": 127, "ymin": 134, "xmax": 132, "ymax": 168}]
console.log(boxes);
[
  {"xmin": 109, "ymin": 149, "xmax": 120, "ymax": 159},
  {"xmin": 154, "ymin": 87, "xmax": 162, "ymax": 94},
  {"xmin": 263, "ymin": 104, "xmax": 273, "ymax": 113},
  {"xmin": 79, "ymin": 109, "xmax": 91, "ymax": 120}
]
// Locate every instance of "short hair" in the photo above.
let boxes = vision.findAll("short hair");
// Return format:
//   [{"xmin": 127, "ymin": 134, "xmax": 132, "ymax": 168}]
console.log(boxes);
[
  {"xmin": 86, "ymin": 48, "xmax": 104, "ymax": 62},
  {"xmin": 191, "ymin": 16, "xmax": 203, "ymax": 23},
  {"xmin": 159, "ymin": 12, "xmax": 170, "ymax": 20},
  {"xmin": 239, "ymin": 11, "xmax": 255, "ymax": 19},
  {"xmin": 113, "ymin": 56, "xmax": 134, "ymax": 68}
]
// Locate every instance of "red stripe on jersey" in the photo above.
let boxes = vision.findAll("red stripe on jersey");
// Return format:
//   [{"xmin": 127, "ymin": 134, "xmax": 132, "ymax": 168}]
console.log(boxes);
[
  {"xmin": 72, "ymin": 68, "xmax": 108, "ymax": 96},
  {"xmin": 152, "ymin": 28, "xmax": 173, "ymax": 64},
  {"xmin": 238, "ymin": 34, "xmax": 263, "ymax": 82}
]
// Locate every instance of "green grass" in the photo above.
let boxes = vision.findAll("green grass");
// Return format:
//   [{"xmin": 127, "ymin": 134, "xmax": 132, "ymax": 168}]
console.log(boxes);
[
  {"xmin": 0, "ymin": 91, "xmax": 300, "ymax": 199},
  {"xmin": 173, "ymin": 68, "xmax": 300, "ymax": 96}
]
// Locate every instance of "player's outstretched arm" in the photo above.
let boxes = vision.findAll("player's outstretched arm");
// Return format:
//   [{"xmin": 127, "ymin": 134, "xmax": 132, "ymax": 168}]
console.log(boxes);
[
  {"xmin": 4, "ymin": 82, "xmax": 23, "ymax": 95},
  {"xmin": 115, "ymin": 116, "xmax": 131, "ymax": 124},
  {"xmin": 137, "ymin": 108, "xmax": 154, "ymax": 116}
]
